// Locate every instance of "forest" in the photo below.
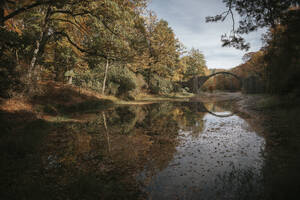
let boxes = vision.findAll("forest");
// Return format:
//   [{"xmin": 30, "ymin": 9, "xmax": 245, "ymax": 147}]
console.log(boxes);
[
  {"xmin": 0, "ymin": 0, "xmax": 209, "ymax": 101},
  {"xmin": 1, "ymin": 1, "xmax": 299, "ymax": 101}
]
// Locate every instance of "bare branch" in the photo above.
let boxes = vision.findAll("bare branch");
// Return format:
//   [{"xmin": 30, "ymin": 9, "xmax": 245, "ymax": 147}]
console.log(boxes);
[
  {"xmin": 53, "ymin": 31, "xmax": 107, "ymax": 59},
  {"xmin": 2, "ymin": 0, "xmax": 51, "ymax": 23},
  {"xmin": 53, "ymin": 31, "xmax": 132, "ymax": 62},
  {"xmin": 50, "ymin": 9, "xmax": 120, "ymax": 37}
]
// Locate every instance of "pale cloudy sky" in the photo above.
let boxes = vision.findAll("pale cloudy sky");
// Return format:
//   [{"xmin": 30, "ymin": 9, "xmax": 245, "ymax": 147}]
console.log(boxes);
[{"xmin": 148, "ymin": 0, "xmax": 266, "ymax": 69}]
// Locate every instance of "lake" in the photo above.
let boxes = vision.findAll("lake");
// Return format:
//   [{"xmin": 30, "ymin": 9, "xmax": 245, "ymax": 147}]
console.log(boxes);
[{"xmin": 2, "ymin": 96, "xmax": 299, "ymax": 200}]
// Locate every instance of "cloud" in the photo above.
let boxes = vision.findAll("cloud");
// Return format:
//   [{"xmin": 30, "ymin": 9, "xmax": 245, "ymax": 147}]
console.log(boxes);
[{"xmin": 148, "ymin": 0, "xmax": 266, "ymax": 69}]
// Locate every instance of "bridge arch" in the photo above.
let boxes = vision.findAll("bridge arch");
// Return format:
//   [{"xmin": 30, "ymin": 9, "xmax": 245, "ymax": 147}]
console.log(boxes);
[
  {"xmin": 206, "ymin": 72, "xmax": 241, "ymax": 82},
  {"xmin": 188, "ymin": 72, "xmax": 242, "ymax": 94}
]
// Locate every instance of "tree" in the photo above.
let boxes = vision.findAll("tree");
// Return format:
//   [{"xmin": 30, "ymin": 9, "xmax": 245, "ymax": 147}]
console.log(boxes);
[
  {"xmin": 142, "ymin": 13, "xmax": 182, "ymax": 82},
  {"xmin": 242, "ymin": 51, "xmax": 266, "ymax": 79},
  {"xmin": 2, "ymin": 0, "xmax": 148, "ymax": 91},
  {"xmin": 0, "ymin": 0, "xmax": 52, "ymax": 26},
  {"xmin": 206, "ymin": 0, "xmax": 300, "ymax": 50},
  {"xmin": 181, "ymin": 48, "xmax": 207, "ymax": 81},
  {"xmin": 263, "ymin": 8, "xmax": 300, "ymax": 94}
]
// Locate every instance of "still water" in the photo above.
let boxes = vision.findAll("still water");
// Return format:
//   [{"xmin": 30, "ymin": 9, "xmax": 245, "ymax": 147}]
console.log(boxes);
[
  {"xmin": 1, "ymin": 100, "xmax": 270, "ymax": 199},
  {"xmin": 138, "ymin": 101, "xmax": 265, "ymax": 200}
]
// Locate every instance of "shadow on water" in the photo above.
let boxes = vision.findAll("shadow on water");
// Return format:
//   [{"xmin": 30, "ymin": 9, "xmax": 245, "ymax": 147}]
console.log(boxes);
[{"xmin": 0, "ymin": 99, "xmax": 299, "ymax": 199}]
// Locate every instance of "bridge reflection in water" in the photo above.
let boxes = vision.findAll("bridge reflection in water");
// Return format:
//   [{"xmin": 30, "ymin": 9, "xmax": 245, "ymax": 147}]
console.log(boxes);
[
  {"xmin": 181, "ymin": 101, "xmax": 235, "ymax": 118},
  {"xmin": 140, "ymin": 100, "xmax": 265, "ymax": 200},
  {"xmin": 1, "ymin": 98, "xmax": 266, "ymax": 200}
]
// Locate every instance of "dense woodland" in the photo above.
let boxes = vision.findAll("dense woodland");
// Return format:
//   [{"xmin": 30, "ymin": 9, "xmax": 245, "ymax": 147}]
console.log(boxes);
[
  {"xmin": 0, "ymin": 0, "xmax": 299, "ymax": 100},
  {"xmin": 0, "ymin": 0, "xmax": 209, "ymax": 100}
]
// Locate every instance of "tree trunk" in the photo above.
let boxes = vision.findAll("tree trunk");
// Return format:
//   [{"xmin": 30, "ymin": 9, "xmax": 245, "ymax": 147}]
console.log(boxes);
[
  {"xmin": 102, "ymin": 112, "xmax": 111, "ymax": 153},
  {"xmin": 0, "ymin": 1, "xmax": 4, "ymax": 27},
  {"xmin": 102, "ymin": 59, "xmax": 109, "ymax": 94},
  {"xmin": 68, "ymin": 76, "xmax": 73, "ymax": 85},
  {"xmin": 15, "ymin": 50, "xmax": 19, "ymax": 64},
  {"xmin": 28, "ymin": 40, "xmax": 41, "ymax": 79},
  {"xmin": 28, "ymin": 5, "xmax": 51, "ymax": 83}
]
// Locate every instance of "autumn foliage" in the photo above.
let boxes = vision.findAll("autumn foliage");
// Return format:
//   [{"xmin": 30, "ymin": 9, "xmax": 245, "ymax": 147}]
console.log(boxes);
[{"xmin": 0, "ymin": 0, "xmax": 208, "ymax": 99}]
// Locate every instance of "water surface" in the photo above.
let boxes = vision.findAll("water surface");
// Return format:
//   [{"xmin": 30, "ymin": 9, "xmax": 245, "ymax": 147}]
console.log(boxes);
[
  {"xmin": 1, "ymin": 99, "xmax": 271, "ymax": 199},
  {"xmin": 138, "ymin": 101, "xmax": 265, "ymax": 200}
]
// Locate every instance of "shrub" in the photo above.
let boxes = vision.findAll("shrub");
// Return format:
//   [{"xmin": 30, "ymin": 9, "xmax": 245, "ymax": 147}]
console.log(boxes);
[
  {"xmin": 0, "ymin": 29, "xmax": 26, "ymax": 98},
  {"xmin": 149, "ymin": 74, "xmax": 174, "ymax": 94},
  {"xmin": 73, "ymin": 69, "xmax": 104, "ymax": 93},
  {"xmin": 108, "ymin": 66, "xmax": 137, "ymax": 96},
  {"xmin": 0, "ymin": 58, "xmax": 25, "ymax": 98},
  {"xmin": 106, "ymin": 82, "xmax": 119, "ymax": 96},
  {"xmin": 74, "ymin": 65, "xmax": 138, "ymax": 99}
]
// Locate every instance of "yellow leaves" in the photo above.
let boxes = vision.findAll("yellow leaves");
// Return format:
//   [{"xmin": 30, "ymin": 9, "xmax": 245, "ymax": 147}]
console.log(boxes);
[{"xmin": 172, "ymin": 108, "xmax": 183, "ymax": 119}]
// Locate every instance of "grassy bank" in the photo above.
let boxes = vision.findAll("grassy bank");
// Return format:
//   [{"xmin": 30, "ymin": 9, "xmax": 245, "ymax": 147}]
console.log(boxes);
[{"xmin": 0, "ymin": 81, "xmax": 194, "ymax": 124}]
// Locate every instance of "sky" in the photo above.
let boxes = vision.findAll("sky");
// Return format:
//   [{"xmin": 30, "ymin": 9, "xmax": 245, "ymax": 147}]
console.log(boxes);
[{"xmin": 148, "ymin": 0, "xmax": 266, "ymax": 69}]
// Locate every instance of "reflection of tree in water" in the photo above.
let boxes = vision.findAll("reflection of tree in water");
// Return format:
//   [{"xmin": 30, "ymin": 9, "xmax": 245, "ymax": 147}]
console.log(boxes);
[
  {"xmin": 176, "ymin": 102, "xmax": 207, "ymax": 137},
  {"xmin": 138, "ymin": 103, "xmax": 182, "ymax": 172},
  {"xmin": 39, "ymin": 116, "xmax": 148, "ymax": 199},
  {"xmin": 106, "ymin": 106, "xmax": 147, "ymax": 135},
  {"xmin": 1, "ymin": 100, "xmax": 269, "ymax": 199},
  {"xmin": 35, "ymin": 102, "xmax": 210, "ymax": 199}
]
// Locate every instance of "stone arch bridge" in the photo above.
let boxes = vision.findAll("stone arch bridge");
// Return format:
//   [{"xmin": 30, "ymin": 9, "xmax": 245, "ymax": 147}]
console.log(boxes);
[{"xmin": 184, "ymin": 72, "xmax": 242, "ymax": 94}]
